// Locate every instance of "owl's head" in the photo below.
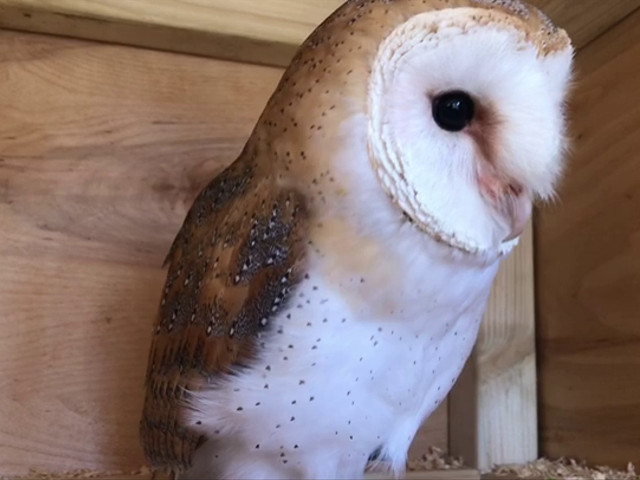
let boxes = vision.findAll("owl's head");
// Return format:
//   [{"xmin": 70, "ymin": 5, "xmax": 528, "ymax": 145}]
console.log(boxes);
[{"xmin": 258, "ymin": 0, "xmax": 574, "ymax": 255}]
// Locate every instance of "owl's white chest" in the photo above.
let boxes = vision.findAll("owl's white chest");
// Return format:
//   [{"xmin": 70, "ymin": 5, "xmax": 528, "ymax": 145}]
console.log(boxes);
[{"xmin": 188, "ymin": 222, "xmax": 500, "ymax": 479}]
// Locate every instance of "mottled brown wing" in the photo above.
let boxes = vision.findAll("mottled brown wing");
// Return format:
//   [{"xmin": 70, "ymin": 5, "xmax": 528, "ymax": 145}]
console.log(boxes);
[{"xmin": 139, "ymin": 154, "xmax": 308, "ymax": 473}]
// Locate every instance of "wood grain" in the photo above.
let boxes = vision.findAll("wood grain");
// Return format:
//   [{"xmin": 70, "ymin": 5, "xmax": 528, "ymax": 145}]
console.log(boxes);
[
  {"xmin": 0, "ymin": 28, "xmax": 282, "ymax": 476},
  {"xmin": 535, "ymin": 8, "xmax": 640, "ymax": 468},
  {"xmin": 532, "ymin": 0, "xmax": 640, "ymax": 49},
  {"xmin": 0, "ymin": 0, "xmax": 341, "ymax": 67},
  {"xmin": 0, "ymin": 0, "xmax": 637, "ymax": 67},
  {"xmin": 0, "ymin": 29, "xmax": 447, "ymax": 476},
  {"xmin": 410, "ymin": 403, "xmax": 449, "ymax": 459},
  {"xmin": 449, "ymin": 223, "xmax": 537, "ymax": 471}
]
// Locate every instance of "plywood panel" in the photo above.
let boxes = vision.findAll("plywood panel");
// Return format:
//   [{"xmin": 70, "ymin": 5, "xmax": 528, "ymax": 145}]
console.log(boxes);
[
  {"xmin": 0, "ymin": 29, "xmax": 283, "ymax": 476},
  {"xmin": 532, "ymin": 0, "xmax": 640, "ymax": 50},
  {"xmin": 449, "ymin": 223, "xmax": 536, "ymax": 471},
  {"xmin": 0, "ymin": 29, "xmax": 448, "ymax": 476},
  {"xmin": 535, "ymin": 8, "xmax": 640, "ymax": 468},
  {"xmin": 0, "ymin": 0, "xmax": 340, "ymax": 67},
  {"xmin": 0, "ymin": 0, "xmax": 637, "ymax": 67}
]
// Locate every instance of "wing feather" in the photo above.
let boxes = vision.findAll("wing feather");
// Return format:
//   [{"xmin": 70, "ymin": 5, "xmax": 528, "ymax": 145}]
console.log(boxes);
[{"xmin": 140, "ymin": 154, "xmax": 308, "ymax": 473}]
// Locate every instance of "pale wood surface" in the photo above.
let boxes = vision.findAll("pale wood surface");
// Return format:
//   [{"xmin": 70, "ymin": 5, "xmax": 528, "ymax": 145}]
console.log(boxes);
[
  {"xmin": 0, "ymin": 0, "xmax": 340, "ymax": 67},
  {"xmin": 0, "ymin": 0, "xmax": 638, "ymax": 67},
  {"xmin": 535, "ymin": 8, "xmax": 640, "ymax": 469},
  {"xmin": 0, "ymin": 28, "xmax": 280, "ymax": 475},
  {"xmin": 531, "ymin": 0, "xmax": 640, "ymax": 49},
  {"xmin": 0, "ymin": 29, "xmax": 447, "ymax": 476},
  {"xmin": 449, "ymin": 223, "xmax": 537, "ymax": 471}
]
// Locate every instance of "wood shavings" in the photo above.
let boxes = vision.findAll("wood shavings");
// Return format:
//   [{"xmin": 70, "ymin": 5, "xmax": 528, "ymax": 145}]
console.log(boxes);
[
  {"xmin": 408, "ymin": 446, "xmax": 465, "ymax": 471},
  {"xmin": 3, "ymin": 457, "xmax": 638, "ymax": 480},
  {"xmin": 490, "ymin": 457, "xmax": 638, "ymax": 480},
  {"xmin": 3, "ymin": 466, "xmax": 152, "ymax": 480},
  {"xmin": 365, "ymin": 446, "xmax": 466, "ymax": 474}
]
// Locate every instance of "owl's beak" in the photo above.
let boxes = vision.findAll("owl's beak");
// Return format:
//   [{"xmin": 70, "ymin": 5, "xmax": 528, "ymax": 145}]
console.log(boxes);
[
  {"xmin": 477, "ymin": 165, "xmax": 532, "ymax": 243},
  {"xmin": 500, "ymin": 184, "xmax": 532, "ymax": 242}
]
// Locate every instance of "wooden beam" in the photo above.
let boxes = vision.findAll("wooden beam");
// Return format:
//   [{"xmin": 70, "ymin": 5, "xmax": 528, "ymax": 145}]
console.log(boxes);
[
  {"xmin": 0, "ymin": 0, "xmax": 638, "ymax": 67},
  {"xmin": 0, "ymin": 0, "xmax": 341, "ymax": 67},
  {"xmin": 449, "ymin": 223, "xmax": 537, "ymax": 471}
]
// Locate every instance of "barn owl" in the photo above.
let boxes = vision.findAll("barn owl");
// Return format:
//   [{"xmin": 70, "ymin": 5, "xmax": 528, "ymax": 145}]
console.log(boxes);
[{"xmin": 140, "ymin": 0, "xmax": 573, "ymax": 478}]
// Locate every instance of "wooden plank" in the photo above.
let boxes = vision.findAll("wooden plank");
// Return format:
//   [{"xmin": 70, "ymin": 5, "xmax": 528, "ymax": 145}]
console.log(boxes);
[
  {"xmin": 0, "ymin": 29, "xmax": 448, "ymax": 476},
  {"xmin": 0, "ymin": 0, "xmax": 342, "ymax": 67},
  {"xmin": 0, "ymin": 0, "xmax": 638, "ymax": 67},
  {"xmin": 531, "ymin": 0, "xmax": 640, "ymax": 49},
  {"xmin": 449, "ymin": 223, "xmax": 537, "ymax": 471},
  {"xmin": 0, "ymin": 29, "xmax": 281, "ymax": 476},
  {"xmin": 535, "ymin": 8, "xmax": 640, "ymax": 469}
]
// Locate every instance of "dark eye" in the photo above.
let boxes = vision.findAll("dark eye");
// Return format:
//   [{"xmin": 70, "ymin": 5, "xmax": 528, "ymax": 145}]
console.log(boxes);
[{"xmin": 432, "ymin": 91, "xmax": 475, "ymax": 132}]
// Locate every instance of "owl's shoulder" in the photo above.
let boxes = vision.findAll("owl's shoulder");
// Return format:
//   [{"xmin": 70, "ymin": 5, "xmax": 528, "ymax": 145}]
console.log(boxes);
[{"xmin": 140, "ymin": 152, "xmax": 312, "ymax": 472}]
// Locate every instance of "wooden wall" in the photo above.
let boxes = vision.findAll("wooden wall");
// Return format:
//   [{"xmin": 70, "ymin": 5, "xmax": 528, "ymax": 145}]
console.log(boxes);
[
  {"xmin": 0, "ymin": 29, "xmax": 446, "ymax": 476},
  {"xmin": 536, "ymin": 8, "xmax": 640, "ymax": 468},
  {"xmin": 0, "ymin": 0, "xmax": 637, "ymax": 67},
  {"xmin": 0, "ymin": 29, "xmax": 279, "ymax": 475}
]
